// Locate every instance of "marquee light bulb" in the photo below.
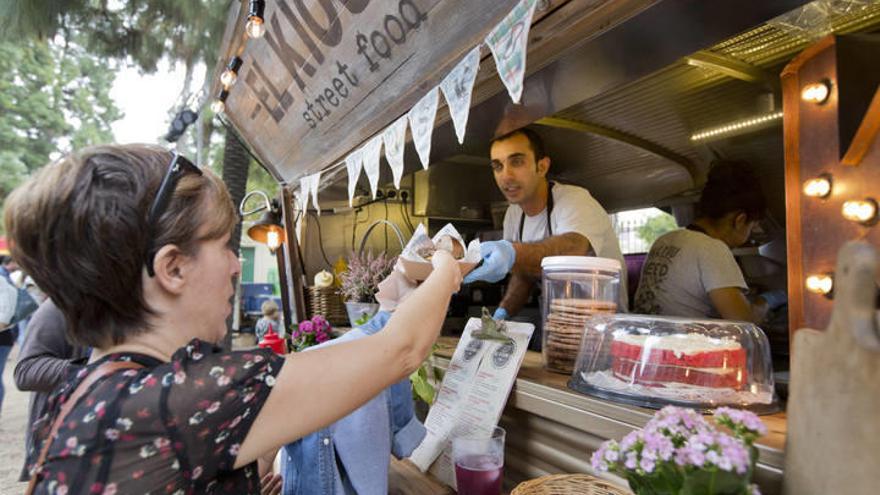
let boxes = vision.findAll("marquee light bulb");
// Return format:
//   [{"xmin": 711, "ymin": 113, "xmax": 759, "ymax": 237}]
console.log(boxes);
[
  {"xmin": 801, "ymin": 81, "xmax": 830, "ymax": 104},
  {"xmin": 841, "ymin": 198, "xmax": 878, "ymax": 225},
  {"xmin": 803, "ymin": 175, "xmax": 832, "ymax": 198},
  {"xmin": 805, "ymin": 274, "xmax": 833, "ymax": 295}
]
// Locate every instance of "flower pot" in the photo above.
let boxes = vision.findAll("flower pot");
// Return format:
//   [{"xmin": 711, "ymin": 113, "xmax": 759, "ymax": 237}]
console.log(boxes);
[{"xmin": 345, "ymin": 301, "xmax": 379, "ymax": 327}]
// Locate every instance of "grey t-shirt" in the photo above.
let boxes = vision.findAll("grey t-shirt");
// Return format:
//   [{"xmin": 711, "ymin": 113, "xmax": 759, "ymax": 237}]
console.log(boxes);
[{"xmin": 633, "ymin": 229, "xmax": 747, "ymax": 318}]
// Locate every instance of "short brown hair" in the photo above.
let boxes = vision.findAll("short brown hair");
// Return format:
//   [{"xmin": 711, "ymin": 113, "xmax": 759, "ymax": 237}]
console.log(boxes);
[{"xmin": 4, "ymin": 144, "xmax": 237, "ymax": 347}]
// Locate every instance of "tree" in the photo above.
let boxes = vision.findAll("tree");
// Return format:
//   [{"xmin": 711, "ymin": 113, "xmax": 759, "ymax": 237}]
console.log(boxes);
[
  {"xmin": 637, "ymin": 213, "xmax": 678, "ymax": 247},
  {"xmin": 0, "ymin": 38, "xmax": 122, "ymax": 232}
]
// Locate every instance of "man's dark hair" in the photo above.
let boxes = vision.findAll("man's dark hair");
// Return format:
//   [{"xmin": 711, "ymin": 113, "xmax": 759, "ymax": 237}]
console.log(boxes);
[
  {"xmin": 491, "ymin": 127, "xmax": 546, "ymax": 161},
  {"xmin": 696, "ymin": 160, "xmax": 767, "ymax": 222},
  {"xmin": 0, "ymin": 255, "xmax": 11, "ymax": 266}
]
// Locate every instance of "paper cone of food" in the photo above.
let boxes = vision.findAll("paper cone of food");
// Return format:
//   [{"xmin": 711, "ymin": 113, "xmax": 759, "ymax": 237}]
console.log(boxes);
[{"xmin": 398, "ymin": 223, "xmax": 480, "ymax": 281}]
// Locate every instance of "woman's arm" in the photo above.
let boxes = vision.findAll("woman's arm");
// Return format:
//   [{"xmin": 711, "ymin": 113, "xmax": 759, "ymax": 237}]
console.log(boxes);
[{"xmin": 235, "ymin": 251, "xmax": 460, "ymax": 468}]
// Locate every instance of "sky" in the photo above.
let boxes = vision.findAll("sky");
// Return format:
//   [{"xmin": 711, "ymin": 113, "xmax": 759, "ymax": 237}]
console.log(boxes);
[{"xmin": 109, "ymin": 59, "xmax": 206, "ymax": 144}]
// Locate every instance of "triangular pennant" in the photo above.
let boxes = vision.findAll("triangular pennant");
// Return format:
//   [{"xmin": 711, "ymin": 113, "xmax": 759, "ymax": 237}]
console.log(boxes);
[
  {"xmin": 345, "ymin": 148, "xmax": 364, "ymax": 207},
  {"xmin": 485, "ymin": 0, "xmax": 537, "ymax": 104},
  {"xmin": 407, "ymin": 87, "xmax": 439, "ymax": 169},
  {"xmin": 308, "ymin": 172, "xmax": 321, "ymax": 214},
  {"xmin": 440, "ymin": 47, "xmax": 481, "ymax": 144},
  {"xmin": 382, "ymin": 116, "xmax": 408, "ymax": 189},
  {"xmin": 361, "ymin": 136, "xmax": 383, "ymax": 199},
  {"xmin": 299, "ymin": 177, "xmax": 311, "ymax": 212}
]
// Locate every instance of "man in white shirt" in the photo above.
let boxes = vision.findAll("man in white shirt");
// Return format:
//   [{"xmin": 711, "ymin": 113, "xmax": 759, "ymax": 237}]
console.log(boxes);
[
  {"xmin": 633, "ymin": 161, "xmax": 785, "ymax": 321},
  {"xmin": 464, "ymin": 128, "xmax": 627, "ymax": 319}
]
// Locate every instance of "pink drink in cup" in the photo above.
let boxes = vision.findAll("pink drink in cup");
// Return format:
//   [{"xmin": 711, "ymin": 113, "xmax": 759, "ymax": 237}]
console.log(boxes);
[{"xmin": 452, "ymin": 426, "xmax": 505, "ymax": 495}]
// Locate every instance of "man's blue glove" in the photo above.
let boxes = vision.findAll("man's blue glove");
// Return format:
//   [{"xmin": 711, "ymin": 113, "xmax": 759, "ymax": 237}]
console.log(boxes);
[
  {"xmin": 759, "ymin": 290, "xmax": 787, "ymax": 310},
  {"xmin": 493, "ymin": 307, "xmax": 509, "ymax": 321},
  {"xmin": 463, "ymin": 240, "xmax": 516, "ymax": 284}
]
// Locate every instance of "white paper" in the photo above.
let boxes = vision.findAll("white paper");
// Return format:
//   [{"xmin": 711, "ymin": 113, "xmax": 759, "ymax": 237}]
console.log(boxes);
[
  {"xmin": 407, "ymin": 87, "xmax": 439, "ymax": 169},
  {"xmin": 361, "ymin": 136, "xmax": 383, "ymax": 199},
  {"xmin": 298, "ymin": 179, "xmax": 310, "ymax": 212},
  {"xmin": 382, "ymin": 116, "xmax": 408, "ymax": 189},
  {"xmin": 485, "ymin": 0, "xmax": 537, "ymax": 104},
  {"xmin": 409, "ymin": 319, "xmax": 535, "ymax": 488},
  {"xmin": 440, "ymin": 47, "xmax": 481, "ymax": 144},
  {"xmin": 345, "ymin": 148, "xmax": 364, "ymax": 207},
  {"xmin": 400, "ymin": 223, "xmax": 480, "ymax": 265}
]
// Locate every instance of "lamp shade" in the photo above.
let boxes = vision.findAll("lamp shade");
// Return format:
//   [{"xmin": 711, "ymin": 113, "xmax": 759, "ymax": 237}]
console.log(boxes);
[{"xmin": 247, "ymin": 209, "xmax": 285, "ymax": 253}]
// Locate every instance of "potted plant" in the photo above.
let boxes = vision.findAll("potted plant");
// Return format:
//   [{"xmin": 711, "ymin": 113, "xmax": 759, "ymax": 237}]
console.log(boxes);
[
  {"xmin": 338, "ymin": 250, "xmax": 396, "ymax": 326},
  {"xmin": 291, "ymin": 315, "xmax": 332, "ymax": 352},
  {"xmin": 591, "ymin": 406, "xmax": 766, "ymax": 495}
]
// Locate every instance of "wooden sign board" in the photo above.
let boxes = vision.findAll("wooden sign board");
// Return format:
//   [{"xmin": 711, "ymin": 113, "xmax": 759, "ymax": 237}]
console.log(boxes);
[{"xmin": 220, "ymin": 0, "xmax": 520, "ymax": 183}]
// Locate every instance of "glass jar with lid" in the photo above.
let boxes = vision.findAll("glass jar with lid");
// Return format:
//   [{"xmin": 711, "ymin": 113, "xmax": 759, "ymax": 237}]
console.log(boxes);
[{"xmin": 541, "ymin": 256, "xmax": 621, "ymax": 374}]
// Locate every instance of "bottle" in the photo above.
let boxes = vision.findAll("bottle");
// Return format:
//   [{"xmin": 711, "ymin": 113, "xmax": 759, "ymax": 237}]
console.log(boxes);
[{"xmin": 258, "ymin": 323, "xmax": 287, "ymax": 354}]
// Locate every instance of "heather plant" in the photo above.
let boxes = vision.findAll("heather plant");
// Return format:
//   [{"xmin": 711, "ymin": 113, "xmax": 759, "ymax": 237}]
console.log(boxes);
[
  {"xmin": 338, "ymin": 251, "xmax": 396, "ymax": 303},
  {"xmin": 592, "ymin": 406, "xmax": 766, "ymax": 495}
]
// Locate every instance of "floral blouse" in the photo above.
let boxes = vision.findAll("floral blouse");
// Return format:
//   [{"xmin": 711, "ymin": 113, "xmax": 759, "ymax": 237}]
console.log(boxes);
[{"xmin": 26, "ymin": 339, "xmax": 284, "ymax": 494}]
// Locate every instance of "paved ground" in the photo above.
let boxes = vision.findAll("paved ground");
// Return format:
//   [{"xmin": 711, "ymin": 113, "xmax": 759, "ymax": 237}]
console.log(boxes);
[{"xmin": 0, "ymin": 345, "xmax": 28, "ymax": 494}]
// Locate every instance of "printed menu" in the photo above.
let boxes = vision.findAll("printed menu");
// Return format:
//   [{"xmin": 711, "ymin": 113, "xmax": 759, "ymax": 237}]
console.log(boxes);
[{"xmin": 409, "ymin": 318, "xmax": 534, "ymax": 487}]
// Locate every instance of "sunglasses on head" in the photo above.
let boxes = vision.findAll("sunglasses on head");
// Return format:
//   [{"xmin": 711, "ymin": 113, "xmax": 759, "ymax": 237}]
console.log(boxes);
[{"xmin": 145, "ymin": 152, "xmax": 203, "ymax": 277}]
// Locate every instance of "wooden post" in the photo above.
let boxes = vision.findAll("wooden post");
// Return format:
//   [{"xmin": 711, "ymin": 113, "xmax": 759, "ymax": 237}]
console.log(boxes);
[{"xmin": 279, "ymin": 187, "xmax": 307, "ymax": 325}]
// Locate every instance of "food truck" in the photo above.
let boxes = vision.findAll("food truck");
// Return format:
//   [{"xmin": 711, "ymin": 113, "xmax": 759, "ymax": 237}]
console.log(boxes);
[{"xmin": 212, "ymin": 0, "xmax": 880, "ymax": 493}]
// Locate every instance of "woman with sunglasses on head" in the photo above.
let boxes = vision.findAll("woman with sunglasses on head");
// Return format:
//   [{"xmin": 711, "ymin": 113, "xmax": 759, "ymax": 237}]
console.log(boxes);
[{"xmin": 5, "ymin": 144, "xmax": 461, "ymax": 494}]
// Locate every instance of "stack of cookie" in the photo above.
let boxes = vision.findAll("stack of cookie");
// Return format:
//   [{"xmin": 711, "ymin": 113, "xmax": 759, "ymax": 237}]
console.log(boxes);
[{"xmin": 543, "ymin": 298, "xmax": 618, "ymax": 374}]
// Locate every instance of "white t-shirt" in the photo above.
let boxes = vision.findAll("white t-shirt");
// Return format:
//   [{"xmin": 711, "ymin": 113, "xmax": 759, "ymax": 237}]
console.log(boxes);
[
  {"xmin": 633, "ymin": 229, "xmax": 747, "ymax": 318},
  {"xmin": 502, "ymin": 182, "xmax": 628, "ymax": 311}
]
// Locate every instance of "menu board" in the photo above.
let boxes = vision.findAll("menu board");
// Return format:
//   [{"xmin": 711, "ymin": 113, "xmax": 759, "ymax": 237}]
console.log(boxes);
[{"xmin": 409, "ymin": 318, "xmax": 534, "ymax": 487}]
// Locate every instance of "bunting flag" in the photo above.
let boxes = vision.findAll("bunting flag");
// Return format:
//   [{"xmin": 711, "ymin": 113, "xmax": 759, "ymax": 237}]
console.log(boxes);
[
  {"xmin": 345, "ymin": 148, "xmax": 364, "ymax": 207},
  {"xmin": 307, "ymin": 172, "xmax": 321, "ymax": 214},
  {"xmin": 361, "ymin": 136, "xmax": 383, "ymax": 199},
  {"xmin": 440, "ymin": 47, "xmax": 481, "ymax": 144},
  {"xmin": 485, "ymin": 0, "xmax": 537, "ymax": 104},
  {"xmin": 382, "ymin": 115, "xmax": 408, "ymax": 189},
  {"xmin": 296, "ymin": 181, "xmax": 309, "ymax": 213},
  {"xmin": 407, "ymin": 86, "xmax": 439, "ymax": 169}
]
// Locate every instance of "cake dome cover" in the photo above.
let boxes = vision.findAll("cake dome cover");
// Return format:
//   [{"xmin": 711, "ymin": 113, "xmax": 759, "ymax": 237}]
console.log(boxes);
[{"xmin": 568, "ymin": 314, "xmax": 778, "ymax": 413}]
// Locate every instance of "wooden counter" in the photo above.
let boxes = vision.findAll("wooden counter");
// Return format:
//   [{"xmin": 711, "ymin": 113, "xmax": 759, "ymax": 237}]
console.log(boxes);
[{"xmin": 432, "ymin": 337, "xmax": 787, "ymax": 494}]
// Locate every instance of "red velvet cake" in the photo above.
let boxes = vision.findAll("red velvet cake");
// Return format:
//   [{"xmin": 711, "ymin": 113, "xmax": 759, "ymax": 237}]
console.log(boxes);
[{"xmin": 610, "ymin": 334, "xmax": 747, "ymax": 389}]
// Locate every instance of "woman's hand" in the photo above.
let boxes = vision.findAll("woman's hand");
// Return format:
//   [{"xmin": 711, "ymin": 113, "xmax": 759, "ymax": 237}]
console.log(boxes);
[
  {"xmin": 260, "ymin": 472, "xmax": 283, "ymax": 495},
  {"xmin": 430, "ymin": 249, "xmax": 462, "ymax": 290}
]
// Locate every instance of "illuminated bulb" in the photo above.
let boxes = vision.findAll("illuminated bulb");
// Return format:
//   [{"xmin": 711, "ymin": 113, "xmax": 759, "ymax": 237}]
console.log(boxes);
[
  {"xmin": 841, "ymin": 198, "xmax": 878, "ymax": 224},
  {"xmin": 805, "ymin": 274, "xmax": 833, "ymax": 295},
  {"xmin": 801, "ymin": 81, "xmax": 830, "ymax": 104},
  {"xmin": 211, "ymin": 99, "xmax": 225, "ymax": 114},
  {"xmin": 220, "ymin": 69, "xmax": 237, "ymax": 88},
  {"xmin": 803, "ymin": 175, "xmax": 832, "ymax": 198},
  {"xmin": 266, "ymin": 230, "xmax": 281, "ymax": 252},
  {"xmin": 246, "ymin": 17, "xmax": 266, "ymax": 38}
]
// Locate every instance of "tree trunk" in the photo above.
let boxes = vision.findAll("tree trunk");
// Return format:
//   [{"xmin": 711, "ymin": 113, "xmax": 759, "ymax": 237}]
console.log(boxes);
[{"xmin": 221, "ymin": 129, "xmax": 250, "ymax": 348}]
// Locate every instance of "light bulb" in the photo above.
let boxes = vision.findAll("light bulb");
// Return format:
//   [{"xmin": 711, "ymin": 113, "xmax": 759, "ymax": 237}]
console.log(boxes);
[
  {"xmin": 220, "ymin": 69, "xmax": 238, "ymax": 88},
  {"xmin": 842, "ymin": 198, "xmax": 878, "ymax": 224},
  {"xmin": 805, "ymin": 274, "xmax": 833, "ymax": 295},
  {"xmin": 267, "ymin": 230, "xmax": 281, "ymax": 252},
  {"xmin": 801, "ymin": 81, "xmax": 830, "ymax": 104},
  {"xmin": 246, "ymin": 17, "xmax": 266, "ymax": 38},
  {"xmin": 211, "ymin": 99, "xmax": 225, "ymax": 114},
  {"xmin": 803, "ymin": 175, "xmax": 832, "ymax": 198}
]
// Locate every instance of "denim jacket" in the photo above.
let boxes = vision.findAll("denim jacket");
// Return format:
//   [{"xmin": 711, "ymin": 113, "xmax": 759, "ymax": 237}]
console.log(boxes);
[{"xmin": 281, "ymin": 311, "xmax": 426, "ymax": 494}]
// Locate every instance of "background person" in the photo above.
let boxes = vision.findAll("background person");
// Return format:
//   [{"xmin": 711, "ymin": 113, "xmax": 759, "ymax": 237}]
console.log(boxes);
[
  {"xmin": 5, "ymin": 144, "xmax": 460, "ymax": 494},
  {"xmin": 465, "ymin": 128, "xmax": 627, "ymax": 324},
  {"xmin": 633, "ymin": 161, "xmax": 786, "ymax": 322}
]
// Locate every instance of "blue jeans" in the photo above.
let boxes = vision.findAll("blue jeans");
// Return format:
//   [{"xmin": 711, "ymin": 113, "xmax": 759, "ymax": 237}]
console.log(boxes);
[{"xmin": 0, "ymin": 344, "xmax": 11, "ymax": 411}]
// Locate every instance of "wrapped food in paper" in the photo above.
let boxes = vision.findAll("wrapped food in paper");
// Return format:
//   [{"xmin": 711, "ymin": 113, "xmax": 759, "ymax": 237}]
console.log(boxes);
[{"xmin": 398, "ymin": 223, "xmax": 480, "ymax": 281}]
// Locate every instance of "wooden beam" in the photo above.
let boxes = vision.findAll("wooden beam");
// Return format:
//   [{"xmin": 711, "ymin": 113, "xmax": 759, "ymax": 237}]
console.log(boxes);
[
  {"xmin": 535, "ymin": 116, "xmax": 698, "ymax": 184},
  {"xmin": 686, "ymin": 49, "xmax": 775, "ymax": 85},
  {"xmin": 280, "ymin": 188, "xmax": 307, "ymax": 323},
  {"xmin": 841, "ymin": 86, "xmax": 880, "ymax": 166}
]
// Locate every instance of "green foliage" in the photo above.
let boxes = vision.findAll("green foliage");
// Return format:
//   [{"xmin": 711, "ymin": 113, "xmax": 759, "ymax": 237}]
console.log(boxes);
[
  {"xmin": 0, "ymin": 38, "xmax": 122, "ymax": 232},
  {"xmin": 637, "ymin": 213, "xmax": 678, "ymax": 246}
]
